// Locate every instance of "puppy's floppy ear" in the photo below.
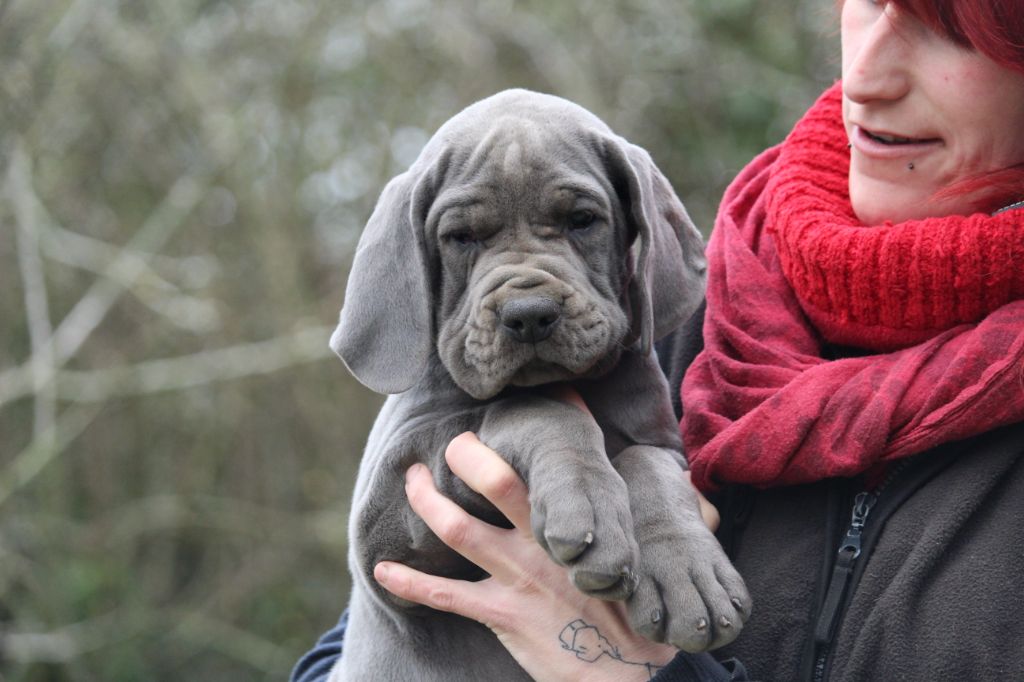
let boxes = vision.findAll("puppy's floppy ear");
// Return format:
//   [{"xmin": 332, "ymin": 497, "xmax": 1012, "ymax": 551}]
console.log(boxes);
[
  {"xmin": 606, "ymin": 138, "xmax": 707, "ymax": 354},
  {"xmin": 330, "ymin": 162, "xmax": 439, "ymax": 394}
]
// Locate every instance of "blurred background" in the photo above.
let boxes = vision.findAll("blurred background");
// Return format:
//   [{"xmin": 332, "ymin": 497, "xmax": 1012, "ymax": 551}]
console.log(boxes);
[{"xmin": 0, "ymin": 1, "xmax": 837, "ymax": 679}]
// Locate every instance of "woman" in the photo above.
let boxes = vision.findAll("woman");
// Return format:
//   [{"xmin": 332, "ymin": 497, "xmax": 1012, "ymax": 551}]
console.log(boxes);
[{"xmin": 293, "ymin": 1, "xmax": 1024, "ymax": 680}]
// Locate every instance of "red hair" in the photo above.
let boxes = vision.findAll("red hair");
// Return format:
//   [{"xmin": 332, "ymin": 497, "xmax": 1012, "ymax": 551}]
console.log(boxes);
[
  {"xmin": 890, "ymin": 0, "xmax": 1024, "ymax": 75},
  {"xmin": 855, "ymin": 1, "xmax": 1024, "ymax": 210}
]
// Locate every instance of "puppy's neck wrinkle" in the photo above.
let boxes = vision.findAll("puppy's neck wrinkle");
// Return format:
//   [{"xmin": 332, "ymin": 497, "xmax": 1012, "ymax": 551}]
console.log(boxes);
[
  {"xmin": 415, "ymin": 351, "xmax": 582, "ymax": 409},
  {"xmin": 416, "ymin": 354, "xmax": 467, "ymax": 399}
]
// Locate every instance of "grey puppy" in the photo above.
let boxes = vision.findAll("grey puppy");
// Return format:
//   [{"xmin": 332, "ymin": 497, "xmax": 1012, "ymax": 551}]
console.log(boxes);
[{"xmin": 327, "ymin": 90, "xmax": 750, "ymax": 682}]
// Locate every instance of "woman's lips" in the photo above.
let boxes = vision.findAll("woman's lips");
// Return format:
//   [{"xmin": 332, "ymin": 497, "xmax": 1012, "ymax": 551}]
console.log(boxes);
[{"xmin": 850, "ymin": 125, "xmax": 942, "ymax": 159}]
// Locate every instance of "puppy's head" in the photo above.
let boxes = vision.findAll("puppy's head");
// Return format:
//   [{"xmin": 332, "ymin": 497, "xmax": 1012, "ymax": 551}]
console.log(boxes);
[{"xmin": 331, "ymin": 90, "xmax": 706, "ymax": 399}]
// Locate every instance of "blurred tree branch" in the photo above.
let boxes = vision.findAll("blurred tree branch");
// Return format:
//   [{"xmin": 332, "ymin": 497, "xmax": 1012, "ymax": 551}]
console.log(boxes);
[
  {"xmin": 0, "ymin": 171, "xmax": 210, "ymax": 395},
  {"xmin": 9, "ymin": 139, "xmax": 56, "ymax": 450},
  {"xmin": 0, "ymin": 325, "xmax": 335, "ymax": 406},
  {"xmin": 25, "ymin": 175, "xmax": 223, "ymax": 333},
  {"xmin": 0, "ymin": 405, "xmax": 100, "ymax": 508},
  {"xmin": 170, "ymin": 609, "xmax": 295, "ymax": 675},
  {"xmin": 3, "ymin": 605, "xmax": 294, "ymax": 675}
]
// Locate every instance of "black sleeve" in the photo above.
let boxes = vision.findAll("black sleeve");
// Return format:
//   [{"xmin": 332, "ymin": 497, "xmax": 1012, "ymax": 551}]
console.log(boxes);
[
  {"xmin": 655, "ymin": 299, "xmax": 706, "ymax": 423},
  {"xmin": 651, "ymin": 650, "xmax": 750, "ymax": 681}
]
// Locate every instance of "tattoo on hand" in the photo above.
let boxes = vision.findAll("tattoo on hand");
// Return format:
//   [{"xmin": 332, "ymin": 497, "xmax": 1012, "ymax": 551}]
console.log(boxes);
[{"xmin": 558, "ymin": 619, "xmax": 663, "ymax": 680}]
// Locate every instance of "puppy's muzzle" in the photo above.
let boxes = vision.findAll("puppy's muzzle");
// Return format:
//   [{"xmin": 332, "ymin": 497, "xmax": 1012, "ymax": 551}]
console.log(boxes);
[{"xmin": 499, "ymin": 296, "xmax": 562, "ymax": 344}]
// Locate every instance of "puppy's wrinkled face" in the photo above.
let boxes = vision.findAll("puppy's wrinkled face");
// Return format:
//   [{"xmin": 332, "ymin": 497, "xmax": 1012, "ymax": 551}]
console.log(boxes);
[{"xmin": 430, "ymin": 123, "xmax": 633, "ymax": 400}]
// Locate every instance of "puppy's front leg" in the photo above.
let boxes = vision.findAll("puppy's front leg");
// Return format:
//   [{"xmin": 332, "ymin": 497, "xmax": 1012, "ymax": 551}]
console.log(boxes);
[
  {"xmin": 576, "ymin": 352, "xmax": 750, "ymax": 651},
  {"xmin": 612, "ymin": 446, "xmax": 751, "ymax": 653},
  {"xmin": 478, "ymin": 396, "xmax": 640, "ymax": 599}
]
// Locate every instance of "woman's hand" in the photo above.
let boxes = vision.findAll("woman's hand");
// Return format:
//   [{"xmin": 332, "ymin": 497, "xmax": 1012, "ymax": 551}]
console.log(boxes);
[{"xmin": 373, "ymin": 432, "xmax": 716, "ymax": 682}]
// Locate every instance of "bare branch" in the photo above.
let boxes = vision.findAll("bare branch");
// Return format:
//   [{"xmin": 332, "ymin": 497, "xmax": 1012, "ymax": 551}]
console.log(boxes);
[
  {"xmin": 37, "ymin": 223, "xmax": 222, "ymax": 333},
  {"xmin": 0, "ymin": 405, "xmax": 101, "ymax": 508},
  {"xmin": 8, "ymin": 139, "xmax": 57, "ymax": 447},
  {"xmin": 3, "ymin": 630, "xmax": 79, "ymax": 664},
  {"xmin": 0, "ymin": 171, "xmax": 210, "ymax": 400},
  {"xmin": 18, "ymin": 191, "xmax": 223, "ymax": 332},
  {"xmin": 170, "ymin": 609, "xmax": 295, "ymax": 675},
  {"xmin": 2, "ymin": 606, "xmax": 294, "ymax": 674},
  {"xmin": 97, "ymin": 492, "xmax": 345, "ymax": 547},
  {"xmin": 52, "ymin": 173, "xmax": 210, "ymax": 361},
  {"xmin": 0, "ymin": 325, "xmax": 336, "ymax": 406},
  {"xmin": 39, "ymin": 219, "xmax": 221, "ymax": 292},
  {"xmin": 47, "ymin": 0, "xmax": 99, "ymax": 51},
  {"xmin": 4, "ymin": 492, "xmax": 345, "ymax": 551},
  {"xmin": 54, "ymin": 325, "xmax": 335, "ymax": 401},
  {"xmin": 3, "ymin": 608, "xmax": 159, "ymax": 663}
]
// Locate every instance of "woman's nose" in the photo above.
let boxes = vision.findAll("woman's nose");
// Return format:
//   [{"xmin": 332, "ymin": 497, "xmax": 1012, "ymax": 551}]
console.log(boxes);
[{"xmin": 843, "ymin": 5, "xmax": 911, "ymax": 104}]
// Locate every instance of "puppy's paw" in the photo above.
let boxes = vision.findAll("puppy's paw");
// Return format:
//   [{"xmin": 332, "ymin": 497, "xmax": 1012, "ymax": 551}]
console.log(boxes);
[
  {"xmin": 529, "ymin": 470, "xmax": 640, "ymax": 600},
  {"xmin": 627, "ymin": 518, "xmax": 750, "ymax": 652}
]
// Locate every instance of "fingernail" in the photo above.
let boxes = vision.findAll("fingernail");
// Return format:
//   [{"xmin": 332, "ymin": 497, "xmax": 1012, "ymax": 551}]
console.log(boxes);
[
  {"xmin": 406, "ymin": 464, "xmax": 424, "ymax": 484},
  {"xmin": 375, "ymin": 564, "xmax": 390, "ymax": 585}
]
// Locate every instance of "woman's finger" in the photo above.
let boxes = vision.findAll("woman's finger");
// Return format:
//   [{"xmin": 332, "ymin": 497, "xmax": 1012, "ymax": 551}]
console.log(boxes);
[
  {"xmin": 374, "ymin": 560, "xmax": 491, "ymax": 621},
  {"xmin": 683, "ymin": 470, "xmax": 720, "ymax": 532},
  {"xmin": 404, "ymin": 463, "xmax": 523, "ymax": 581},
  {"xmin": 444, "ymin": 432, "xmax": 532, "ymax": 531},
  {"xmin": 544, "ymin": 384, "xmax": 592, "ymax": 415}
]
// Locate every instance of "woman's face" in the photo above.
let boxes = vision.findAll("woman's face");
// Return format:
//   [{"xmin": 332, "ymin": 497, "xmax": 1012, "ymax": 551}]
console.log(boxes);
[{"xmin": 842, "ymin": 0, "xmax": 1024, "ymax": 224}]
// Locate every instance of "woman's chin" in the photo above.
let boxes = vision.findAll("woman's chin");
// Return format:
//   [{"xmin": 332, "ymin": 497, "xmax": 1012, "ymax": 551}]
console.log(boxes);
[
  {"xmin": 848, "ymin": 175, "xmax": 967, "ymax": 226},
  {"xmin": 850, "ymin": 201, "xmax": 916, "ymax": 226}
]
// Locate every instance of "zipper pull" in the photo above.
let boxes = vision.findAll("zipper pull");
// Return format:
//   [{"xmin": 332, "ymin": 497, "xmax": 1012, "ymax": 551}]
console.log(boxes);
[
  {"xmin": 813, "ymin": 492, "xmax": 877, "ymax": 645},
  {"xmin": 840, "ymin": 492, "xmax": 877, "ymax": 558}
]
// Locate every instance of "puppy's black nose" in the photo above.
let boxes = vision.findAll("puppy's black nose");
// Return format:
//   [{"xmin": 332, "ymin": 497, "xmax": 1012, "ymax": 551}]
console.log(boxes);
[{"xmin": 500, "ymin": 297, "xmax": 561, "ymax": 343}]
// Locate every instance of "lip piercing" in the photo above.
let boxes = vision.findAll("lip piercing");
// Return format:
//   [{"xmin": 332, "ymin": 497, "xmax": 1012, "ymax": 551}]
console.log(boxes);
[{"xmin": 908, "ymin": 162, "xmax": 915, "ymax": 170}]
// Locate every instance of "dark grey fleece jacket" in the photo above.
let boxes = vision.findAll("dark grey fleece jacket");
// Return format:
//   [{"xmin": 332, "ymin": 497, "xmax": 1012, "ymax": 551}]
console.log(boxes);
[{"xmin": 658, "ymin": 303, "xmax": 1024, "ymax": 682}]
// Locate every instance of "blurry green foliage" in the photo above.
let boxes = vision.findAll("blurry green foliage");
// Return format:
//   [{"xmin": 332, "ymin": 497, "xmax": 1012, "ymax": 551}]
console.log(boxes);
[{"xmin": 0, "ymin": 0, "xmax": 835, "ymax": 679}]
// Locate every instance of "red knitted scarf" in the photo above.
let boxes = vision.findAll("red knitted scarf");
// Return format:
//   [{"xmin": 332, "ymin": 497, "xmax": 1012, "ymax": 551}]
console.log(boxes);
[{"xmin": 682, "ymin": 82, "xmax": 1024, "ymax": 491}]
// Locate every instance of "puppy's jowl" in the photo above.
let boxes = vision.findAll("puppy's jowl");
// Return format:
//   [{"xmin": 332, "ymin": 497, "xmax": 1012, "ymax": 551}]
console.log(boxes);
[{"xmin": 327, "ymin": 90, "xmax": 749, "ymax": 681}]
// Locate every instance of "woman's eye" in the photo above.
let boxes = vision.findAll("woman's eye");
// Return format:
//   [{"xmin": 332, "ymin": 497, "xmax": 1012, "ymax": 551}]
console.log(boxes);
[{"xmin": 568, "ymin": 209, "xmax": 596, "ymax": 230}]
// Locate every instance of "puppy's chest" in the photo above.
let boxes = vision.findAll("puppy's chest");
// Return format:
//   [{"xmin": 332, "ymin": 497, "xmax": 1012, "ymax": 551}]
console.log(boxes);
[
  {"xmin": 592, "ymin": 410, "xmax": 682, "ymax": 458},
  {"xmin": 413, "ymin": 388, "xmax": 677, "ymax": 458}
]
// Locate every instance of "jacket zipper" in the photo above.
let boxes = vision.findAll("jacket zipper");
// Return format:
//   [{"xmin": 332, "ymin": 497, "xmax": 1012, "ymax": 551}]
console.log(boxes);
[
  {"xmin": 809, "ymin": 462, "xmax": 912, "ymax": 682},
  {"xmin": 810, "ymin": 492, "xmax": 875, "ymax": 682}
]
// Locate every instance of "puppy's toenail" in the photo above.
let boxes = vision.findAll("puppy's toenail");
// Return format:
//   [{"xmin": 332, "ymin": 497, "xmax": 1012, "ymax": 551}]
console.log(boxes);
[
  {"xmin": 731, "ymin": 597, "xmax": 744, "ymax": 612},
  {"xmin": 719, "ymin": 616, "xmax": 732, "ymax": 628},
  {"xmin": 619, "ymin": 568, "xmax": 639, "ymax": 592},
  {"xmin": 696, "ymin": 618, "xmax": 708, "ymax": 631},
  {"xmin": 584, "ymin": 532, "xmax": 593, "ymax": 545},
  {"xmin": 650, "ymin": 608, "xmax": 662, "ymax": 624}
]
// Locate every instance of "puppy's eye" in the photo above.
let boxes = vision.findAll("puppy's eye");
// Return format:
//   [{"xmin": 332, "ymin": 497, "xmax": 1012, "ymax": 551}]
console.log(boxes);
[
  {"xmin": 446, "ymin": 230, "xmax": 478, "ymax": 247},
  {"xmin": 568, "ymin": 209, "xmax": 596, "ymax": 231}
]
